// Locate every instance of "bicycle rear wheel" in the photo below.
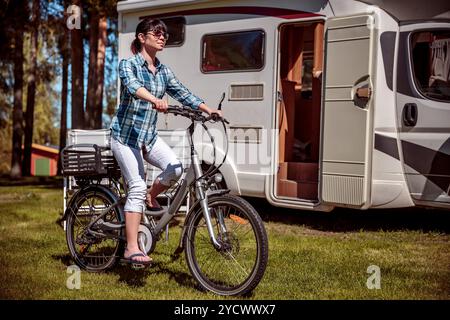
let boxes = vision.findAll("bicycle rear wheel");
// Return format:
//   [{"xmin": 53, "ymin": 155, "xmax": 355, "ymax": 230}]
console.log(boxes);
[
  {"xmin": 66, "ymin": 187, "xmax": 124, "ymax": 272},
  {"xmin": 184, "ymin": 194, "xmax": 268, "ymax": 296}
]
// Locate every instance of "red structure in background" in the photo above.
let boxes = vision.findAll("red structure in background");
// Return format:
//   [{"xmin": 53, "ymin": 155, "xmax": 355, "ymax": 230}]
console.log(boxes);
[{"xmin": 27, "ymin": 144, "xmax": 59, "ymax": 176}]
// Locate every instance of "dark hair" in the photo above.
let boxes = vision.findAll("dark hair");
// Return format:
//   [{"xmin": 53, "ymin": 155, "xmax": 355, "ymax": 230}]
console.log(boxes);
[{"xmin": 131, "ymin": 18, "xmax": 167, "ymax": 54}]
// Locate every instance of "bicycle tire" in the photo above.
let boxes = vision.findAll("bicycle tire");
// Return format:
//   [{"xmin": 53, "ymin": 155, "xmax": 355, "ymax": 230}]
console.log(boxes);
[
  {"xmin": 66, "ymin": 187, "xmax": 124, "ymax": 272},
  {"xmin": 184, "ymin": 194, "xmax": 268, "ymax": 296}
]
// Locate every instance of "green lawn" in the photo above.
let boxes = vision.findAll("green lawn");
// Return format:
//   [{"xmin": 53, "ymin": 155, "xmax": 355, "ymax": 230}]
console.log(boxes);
[{"xmin": 0, "ymin": 184, "xmax": 448, "ymax": 300}]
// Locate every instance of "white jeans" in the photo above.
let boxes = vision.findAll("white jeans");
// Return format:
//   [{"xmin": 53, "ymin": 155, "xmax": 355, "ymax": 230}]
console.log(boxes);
[{"xmin": 111, "ymin": 136, "xmax": 183, "ymax": 213}]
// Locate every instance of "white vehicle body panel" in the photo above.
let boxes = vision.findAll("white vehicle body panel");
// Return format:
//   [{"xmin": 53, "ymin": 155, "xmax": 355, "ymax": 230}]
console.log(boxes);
[{"xmin": 115, "ymin": 0, "xmax": 450, "ymax": 211}]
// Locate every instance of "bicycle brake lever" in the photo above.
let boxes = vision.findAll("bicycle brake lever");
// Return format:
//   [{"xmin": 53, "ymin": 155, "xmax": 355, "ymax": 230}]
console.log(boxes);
[{"xmin": 204, "ymin": 114, "xmax": 229, "ymax": 124}]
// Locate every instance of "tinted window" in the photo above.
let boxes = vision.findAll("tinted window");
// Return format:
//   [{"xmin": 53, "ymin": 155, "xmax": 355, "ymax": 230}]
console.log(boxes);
[
  {"xmin": 162, "ymin": 16, "xmax": 185, "ymax": 46},
  {"xmin": 202, "ymin": 30, "xmax": 265, "ymax": 72},
  {"xmin": 411, "ymin": 30, "xmax": 450, "ymax": 102}
]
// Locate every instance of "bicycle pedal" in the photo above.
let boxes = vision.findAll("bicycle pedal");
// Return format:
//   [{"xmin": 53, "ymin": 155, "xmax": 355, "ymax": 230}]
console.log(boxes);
[
  {"xmin": 119, "ymin": 259, "xmax": 152, "ymax": 270},
  {"xmin": 131, "ymin": 263, "xmax": 148, "ymax": 270}
]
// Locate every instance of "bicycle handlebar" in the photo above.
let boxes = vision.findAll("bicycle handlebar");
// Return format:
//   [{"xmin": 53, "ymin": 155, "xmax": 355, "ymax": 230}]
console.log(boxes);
[
  {"xmin": 166, "ymin": 105, "xmax": 229, "ymax": 181},
  {"xmin": 166, "ymin": 105, "xmax": 229, "ymax": 124}
]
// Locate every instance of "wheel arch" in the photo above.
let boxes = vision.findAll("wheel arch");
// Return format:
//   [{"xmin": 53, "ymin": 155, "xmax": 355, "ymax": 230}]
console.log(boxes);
[{"xmin": 62, "ymin": 184, "xmax": 123, "ymax": 222}]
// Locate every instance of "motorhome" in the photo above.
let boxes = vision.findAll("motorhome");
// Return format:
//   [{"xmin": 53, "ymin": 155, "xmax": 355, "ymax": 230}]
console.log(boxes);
[{"xmin": 115, "ymin": 0, "xmax": 450, "ymax": 211}]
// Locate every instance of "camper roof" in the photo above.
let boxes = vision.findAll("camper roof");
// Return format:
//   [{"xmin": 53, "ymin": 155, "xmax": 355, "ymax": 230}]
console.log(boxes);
[
  {"xmin": 359, "ymin": 0, "xmax": 450, "ymax": 21},
  {"xmin": 117, "ymin": 0, "xmax": 212, "ymax": 13},
  {"xmin": 117, "ymin": 0, "xmax": 450, "ymax": 21}
]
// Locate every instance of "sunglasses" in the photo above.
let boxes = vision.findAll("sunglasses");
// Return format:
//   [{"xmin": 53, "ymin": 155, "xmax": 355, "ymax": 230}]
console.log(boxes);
[{"xmin": 147, "ymin": 30, "xmax": 169, "ymax": 41}]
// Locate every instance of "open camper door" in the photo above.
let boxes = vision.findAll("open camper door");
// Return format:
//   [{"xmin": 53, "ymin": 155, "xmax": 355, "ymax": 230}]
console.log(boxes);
[
  {"xmin": 320, "ymin": 15, "xmax": 376, "ymax": 208},
  {"xmin": 396, "ymin": 23, "xmax": 450, "ymax": 207}
]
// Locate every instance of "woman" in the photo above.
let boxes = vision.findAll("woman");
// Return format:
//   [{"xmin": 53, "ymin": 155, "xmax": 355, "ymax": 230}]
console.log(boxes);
[{"xmin": 110, "ymin": 18, "xmax": 221, "ymax": 265}]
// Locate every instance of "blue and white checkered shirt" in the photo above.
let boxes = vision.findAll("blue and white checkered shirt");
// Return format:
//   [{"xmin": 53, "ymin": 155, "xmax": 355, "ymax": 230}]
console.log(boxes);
[{"xmin": 110, "ymin": 52, "xmax": 203, "ymax": 152}]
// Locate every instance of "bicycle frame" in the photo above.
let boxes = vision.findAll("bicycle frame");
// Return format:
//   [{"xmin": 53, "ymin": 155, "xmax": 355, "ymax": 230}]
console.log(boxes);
[
  {"xmin": 142, "ymin": 120, "xmax": 225, "ymax": 249},
  {"xmin": 63, "ymin": 105, "xmax": 230, "ymax": 252},
  {"xmin": 63, "ymin": 101, "xmax": 268, "ymax": 295}
]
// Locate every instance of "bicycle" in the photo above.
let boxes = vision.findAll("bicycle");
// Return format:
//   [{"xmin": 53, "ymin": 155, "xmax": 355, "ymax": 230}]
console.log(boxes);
[{"xmin": 61, "ymin": 100, "xmax": 269, "ymax": 296}]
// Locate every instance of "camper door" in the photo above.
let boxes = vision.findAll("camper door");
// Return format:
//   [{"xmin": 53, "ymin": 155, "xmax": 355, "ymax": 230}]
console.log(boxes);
[
  {"xmin": 396, "ymin": 22, "xmax": 450, "ymax": 207},
  {"xmin": 321, "ymin": 15, "xmax": 376, "ymax": 208}
]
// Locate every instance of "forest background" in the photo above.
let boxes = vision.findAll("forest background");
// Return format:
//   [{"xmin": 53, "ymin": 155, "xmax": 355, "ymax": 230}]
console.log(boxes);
[{"xmin": 0, "ymin": 0, "xmax": 121, "ymax": 177}]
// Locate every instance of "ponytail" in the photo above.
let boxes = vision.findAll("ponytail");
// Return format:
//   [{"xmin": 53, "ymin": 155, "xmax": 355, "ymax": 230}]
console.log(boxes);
[{"xmin": 130, "ymin": 38, "xmax": 141, "ymax": 55}]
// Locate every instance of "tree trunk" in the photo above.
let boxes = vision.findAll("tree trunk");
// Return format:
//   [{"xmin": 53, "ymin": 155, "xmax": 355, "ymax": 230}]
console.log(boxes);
[
  {"xmin": 94, "ymin": 15, "xmax": 107, "ymax": 129},
  {"xmin": 71, "ymin": 0, "xmax": 84, "ymax": 129},
  {"xmin": 58, "ymin": 57, "xmax": 69, "ymax": 175},
  {"xmin": 22, "ymin": 0, "xmax": 40, "ymax": 176},
  {"xmin": 11, "ymin": 31, "xmax": 24, "ymax": 179},
  {"xmin": 85, "ymin": 9, "xmax": 99, "ymax": 129},
  {"xmin": 57, "ymin": 4, "xmax": 70, "ymax": 175}
]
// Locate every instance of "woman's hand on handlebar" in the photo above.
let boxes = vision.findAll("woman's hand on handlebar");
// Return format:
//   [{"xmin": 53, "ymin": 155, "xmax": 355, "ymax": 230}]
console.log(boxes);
[
  {"xmin": 199, "ymin": 103, "xmax": 222, "ymax": 118},
  {"xmin": 135, "ymin": 87, "xmax": 168, "ymax": 112},
  {"xmin": 151, "ymin": 97, "xmax": 168, "ymax": 112},
  {"xmin": 166, "ymin": 103, "xmax": 228, "ymax": 123},
  {"xmin": 208, "ymin": 109, "xmax": 222, "ymax": 119}
]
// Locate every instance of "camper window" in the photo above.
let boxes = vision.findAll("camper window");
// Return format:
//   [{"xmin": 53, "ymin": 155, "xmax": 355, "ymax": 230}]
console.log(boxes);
[
  {"xmin": 201, "ymin": 30, "xmax": 265, "ymax": 73},
  {"xmin": 411, "ymin": 30, "xmax": 450, "ymax": 102},
  {"xmin": 161, "ymin": 16, "xmax": 185, "ymax": 46}
]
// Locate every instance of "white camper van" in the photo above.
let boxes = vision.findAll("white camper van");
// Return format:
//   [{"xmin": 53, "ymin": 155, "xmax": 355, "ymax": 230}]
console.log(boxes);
[{"xmin": 116, "ymin": 0, "xmax": 450, "ymax": 211}]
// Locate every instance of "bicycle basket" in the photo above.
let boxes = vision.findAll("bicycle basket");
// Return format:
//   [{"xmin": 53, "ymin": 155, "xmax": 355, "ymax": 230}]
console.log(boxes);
[{"xmin": 61, "ymin": 144, "xmax": 121, "ymax": 178}]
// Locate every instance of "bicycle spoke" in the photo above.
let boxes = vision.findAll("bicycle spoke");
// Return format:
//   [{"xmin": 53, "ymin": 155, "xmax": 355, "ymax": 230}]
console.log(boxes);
[
  {"xmin": 67, "ymin": 190, "xmax": 122, "ymax": 271},
  {"xmin": 224, "ymin": 251, "xmax": 250, "ymax": 279},
  {"xmin": 221, "ymin": 256, "xmax": 246, "ymax": 285}
]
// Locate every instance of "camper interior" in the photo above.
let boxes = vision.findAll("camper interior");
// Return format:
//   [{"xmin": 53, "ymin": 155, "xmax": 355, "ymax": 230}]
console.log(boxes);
[
  {"xmin": 411, "ymin": 30, "xmax": 450, "ymax": 101},
  {"xmin": 276, "ymin": 21, "xmax": 324, "ymax": 202}
]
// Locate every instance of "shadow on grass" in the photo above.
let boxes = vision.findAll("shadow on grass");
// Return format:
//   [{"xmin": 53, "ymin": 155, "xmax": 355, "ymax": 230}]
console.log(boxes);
[
  {"xmin": 52, "ymin": 253, "xmax": 152, "ymax": 288},
  {"xmin": 102, "ymin": 257, "xmax": 201, "ymax": 291},
  {"xmin": 245, "ymin": 197, "xmax": 450, "ymax": 234},
  {"xmin": 52, "ymin": 253, "xmax": 74, "ymax": 267},
  {"xmin": 111, "ymin": 264, "xmax": 153, "ymax": 287},
  {"xmin": 52, "ymin": 251, "xmax": 256, "ymax": 297},
  {"xmin": 51, "ymin": 252, "xmax": 199, "ymax": 291},
  {"xmin": 0, "ymin": 175, "xmax": 63, "ymax": 188},
  {"xmin": 142, "ymin": 260, "xmax": 197, "ymax": 289}
]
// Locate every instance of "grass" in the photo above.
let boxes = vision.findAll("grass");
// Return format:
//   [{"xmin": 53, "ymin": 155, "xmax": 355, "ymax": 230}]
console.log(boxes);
[{"xmin": 0, "ymin": 184, "xmax": 449, "ymax": 300}]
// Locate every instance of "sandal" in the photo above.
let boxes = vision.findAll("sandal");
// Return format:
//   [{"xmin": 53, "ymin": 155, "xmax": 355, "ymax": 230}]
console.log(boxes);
[
  {"xmin": 145, "ymin": 198, "xmax": 167, "ymax": 213},
  {"xmin": 121, "ymin": 252, "xmax": 153, "ymax": 268}
]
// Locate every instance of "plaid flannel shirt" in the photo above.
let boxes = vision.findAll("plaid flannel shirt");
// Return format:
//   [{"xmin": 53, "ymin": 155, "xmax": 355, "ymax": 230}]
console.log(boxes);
[{"xmin": 110, "ymin": 52, "xmax": 204, "ymax": 152}]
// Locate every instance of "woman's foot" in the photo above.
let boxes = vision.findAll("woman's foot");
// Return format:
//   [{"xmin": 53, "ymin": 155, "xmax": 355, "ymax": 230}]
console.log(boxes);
[
  {"xmin": 146, "ymin": 193, "xmax": 162, "ymax": 210},
  {"xmin": 124, "ymin": 247, "xmax": 152, "ymax": 263}
]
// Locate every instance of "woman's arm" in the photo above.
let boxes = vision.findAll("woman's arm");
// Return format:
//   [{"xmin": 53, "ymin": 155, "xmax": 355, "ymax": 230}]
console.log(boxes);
[
  {"xmin": 165, "ymin": 67, "xmax": 205, "ymax": 109},
  {"xmin": 119, "ymin": 59, "xmax": 144, "ymax": 97},
  {"xmin": 135, "ymin": 87, "xmax": 167, "ymax": 111},
  {"xmin": 198, "ymin": 103, "xmax": 222, "ymax": 116},
  {"xmin": 119, "ymin": 59, "xmax": 167, "ymax": 111},
  {"xmin": 136, "ymin": 89, "xmax": 219, "ymax": 115},
  {"xmin": 165, "ymin": 67, "xmax": 221, "ymax": 116}
]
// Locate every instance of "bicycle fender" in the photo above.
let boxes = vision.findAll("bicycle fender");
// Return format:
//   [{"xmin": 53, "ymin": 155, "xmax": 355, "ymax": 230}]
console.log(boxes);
[
  {"xmin": 207, "ymin": 188, "xmax": 231, "ymax": 197},
  {"xmin": 62, "ymin": 185, "xmax": 123, "ymax": 222}
]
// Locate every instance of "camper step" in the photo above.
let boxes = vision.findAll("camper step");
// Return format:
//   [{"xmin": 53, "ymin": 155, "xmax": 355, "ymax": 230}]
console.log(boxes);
[
  {"xmin": 277, "ymin": 178, "xmax": 318, "ymax": 200},
  {"xmin": 278, "ymin": 162, "xmax": 318, "ymax": 182}
]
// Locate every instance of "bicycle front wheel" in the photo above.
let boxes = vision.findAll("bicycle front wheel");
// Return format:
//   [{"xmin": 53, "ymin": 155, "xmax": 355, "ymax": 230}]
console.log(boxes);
[{"xmin": 184, "ymin": 194, "xmax": 268, "ymax": 296}]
